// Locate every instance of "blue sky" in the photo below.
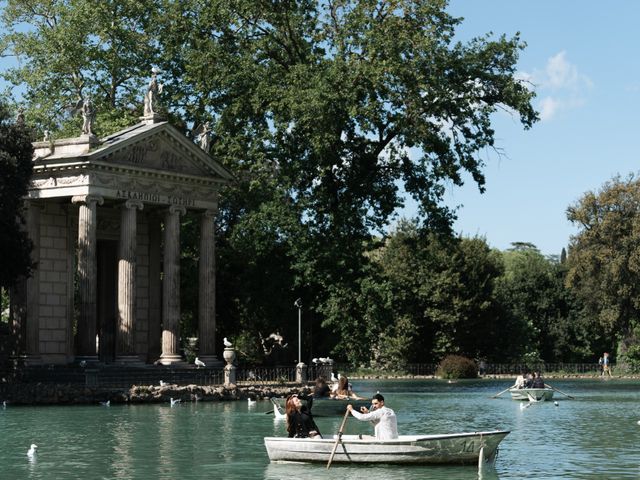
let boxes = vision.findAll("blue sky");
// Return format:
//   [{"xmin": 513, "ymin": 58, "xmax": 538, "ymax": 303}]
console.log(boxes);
[
  {"xmin": 439, "ymin": 1, "xmax": 640, "ymax": 256},
  {"xmin": 1, "ymin": 2, "xmax": 637, "ymax": 257}
]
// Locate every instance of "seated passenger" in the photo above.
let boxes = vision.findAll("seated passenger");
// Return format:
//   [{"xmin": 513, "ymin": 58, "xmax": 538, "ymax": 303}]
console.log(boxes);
[
  {"xmin": 531, "ymin": 372, "xmax": 545, "ymax": 389},
  {"xmin": 285, "ymin": 394, "xmax": 322, "ymax": 438},
  {"xmin": 330, "ymin": 375, "xmax": 364, "ymax": 400},
  {"xmin": 312, "ymin": 376, "xmax": 331, "ymax": 398},
  {"xmin": 514, "ymin": 375, "xmax": 525, "ymax": 389},
  {"xmin": 524, "ymin": 372, "xmax": 534, "ymax": 388}
]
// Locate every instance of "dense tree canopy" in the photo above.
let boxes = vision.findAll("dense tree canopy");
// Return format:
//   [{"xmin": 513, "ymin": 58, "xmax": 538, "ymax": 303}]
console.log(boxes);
[
  {"xmin": 0, "ymin": 0, "xmax": 159, "ymax": 136},
  {"xmin": 567, "ymin": 175, "xmax": 640, "ymax": 363},
  {"xmin": 1, "ymin": 0, "xmax": 543, "ymax": 364},
  {"xmin": 0, "ymin": 103, "xmax": 34, "ymax": 288}
]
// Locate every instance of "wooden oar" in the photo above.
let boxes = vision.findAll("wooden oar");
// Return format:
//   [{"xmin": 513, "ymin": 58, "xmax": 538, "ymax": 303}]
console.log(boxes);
[
  {"xmin": 545, "ymin": 384, "xmax": 574, "ymax": 399},
  {"xmin": 327, "ymin": 408, "xmax": 350, "ymax": 469},
  {"xmin": 491, "ymin": 386, "xmax": 512, "ymax": 398}
]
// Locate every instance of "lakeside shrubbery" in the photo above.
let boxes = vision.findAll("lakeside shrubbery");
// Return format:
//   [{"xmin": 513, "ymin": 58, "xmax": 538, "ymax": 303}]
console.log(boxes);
[{"xmin": 436, "ymin": 355, "xmax": 478, "ymax": 379}]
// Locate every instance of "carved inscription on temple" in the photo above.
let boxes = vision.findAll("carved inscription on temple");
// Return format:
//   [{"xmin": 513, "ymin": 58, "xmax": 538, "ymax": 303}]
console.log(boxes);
[{"xmin": 116, "ymin": 190, "xmax": 195, "ymax": 208}]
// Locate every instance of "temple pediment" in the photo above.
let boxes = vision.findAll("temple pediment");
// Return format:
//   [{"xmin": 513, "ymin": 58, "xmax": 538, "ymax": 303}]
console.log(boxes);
[
  {"xmin": 106, "ymin": 134, "xmax": 208, "ymax": 176},
  {"xmin": 29, "ymin": 120, "xmax": 233, "ymax": 206}
]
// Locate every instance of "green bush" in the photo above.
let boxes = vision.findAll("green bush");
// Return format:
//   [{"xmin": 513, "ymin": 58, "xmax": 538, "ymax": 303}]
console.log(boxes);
[{"xmin": 436, "ymin": 355, "xmax": 477, "ymax": 379}]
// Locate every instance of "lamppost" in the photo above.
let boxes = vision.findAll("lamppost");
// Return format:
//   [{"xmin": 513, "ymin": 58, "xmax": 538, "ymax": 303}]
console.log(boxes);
[{"xmin": 294, "ymin": 298, "xmax": 302, "ymax": 363}]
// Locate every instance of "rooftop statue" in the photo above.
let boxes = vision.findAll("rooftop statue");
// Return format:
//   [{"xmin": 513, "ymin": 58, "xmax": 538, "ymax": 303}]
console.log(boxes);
[
  {"xmin": 194, "ymin": 122, "xmax": 212, "ymax": 152},
  {"xmin": 143, "ymin": 68, "xmax": 163, "ymax": 116},
  {"xmin": 81, "ymin": 98, "xmax": 95, "ymax": 135}
]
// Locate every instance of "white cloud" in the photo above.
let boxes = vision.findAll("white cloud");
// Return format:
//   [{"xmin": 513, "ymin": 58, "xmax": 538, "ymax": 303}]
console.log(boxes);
[
  {"xmin": 542, "ymin": 51, "xmax": 593, "ymax": 91},
  {"xmin": 538, "ymin": 96, "xmax": 559, "ymax": 121},
  {"xmin": 519, "ymin": 51, "xmax": 592, "ymax": 121}
]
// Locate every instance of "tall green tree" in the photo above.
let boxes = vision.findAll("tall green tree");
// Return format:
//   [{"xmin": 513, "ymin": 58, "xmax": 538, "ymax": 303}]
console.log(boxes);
[
  {"xmin": 0, "ymin": 104, "xmax": 34, "ymax": 288},
  {"xmin": 154, "ymin": 0, "xmax": 538, "ymax": 351},
  {"xmin": 0, "ymin": 0, "xmax": 159, "ymax": 135},
  {"xmin": 2, "ymin": 1, "xmax": 538, "ymax": 359},
  {"xmin": 495, "ymin": 244, "xmax": 590, "ymax": 362},
  {"xmin": 566, "ymin": 174, "xmax": 640, "ymax": 364}
]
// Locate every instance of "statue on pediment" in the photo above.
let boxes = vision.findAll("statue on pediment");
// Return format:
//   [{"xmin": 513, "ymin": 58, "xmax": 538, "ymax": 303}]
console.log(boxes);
[
  {"xmin": 194, "ymin": 122, "xmax": 212, "ymax": 152},
  {"xmin": 81, "ymin": 98, "xmax": 95, "ymax": 135},
  {"xmin": 144, "ymin": 68, "xmax": 163, "ymax": 116}
]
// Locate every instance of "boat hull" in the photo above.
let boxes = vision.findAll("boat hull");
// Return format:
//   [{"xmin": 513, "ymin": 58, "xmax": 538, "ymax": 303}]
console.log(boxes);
[
  {"xmin": 508, "ymin": 387, "xmax": 554, "ymax": 401},
  {"xmin": 264, "ymin": 430, "xmax": 509, "ymax": 465}
]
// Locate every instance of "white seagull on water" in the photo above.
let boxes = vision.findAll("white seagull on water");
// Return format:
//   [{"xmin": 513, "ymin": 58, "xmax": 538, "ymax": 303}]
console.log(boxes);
[
  {"xmin": 100, "ymin": 400, "xmax": 110, "ymax": 407},
  {"xmin": 247, "ymin": 397, "xmax": 256, "ymax": 406},
  {"xmin": 194, "ymin": 357, "xmax": 206, "ymax": 368},
  {"xmin": 170, "ymin": 397, "xmax": 181, "ymax": 407},
  {"xmin": 27, "ymin": 444, "xmax": 38, "ymax": 458},
  {"xmin": 223, "ymin": 337, "xmax": 233, "ymax": 348}
]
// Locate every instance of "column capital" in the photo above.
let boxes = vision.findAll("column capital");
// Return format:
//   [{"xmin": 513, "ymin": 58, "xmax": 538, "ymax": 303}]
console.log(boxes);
[
  {"xmin": 72, "ymin": 194, "xmax": 104, "ymax": 207},
  {"xmin": 167, "ymin": 205, "xmax": 187, "ymax": 216},
  {"xmin": 123, "ymin": 199, "xmax": 144, "ymax": 211},
  {"xmin": 201, "ymin": 207, "xmax": 218, "ymax": 219}
]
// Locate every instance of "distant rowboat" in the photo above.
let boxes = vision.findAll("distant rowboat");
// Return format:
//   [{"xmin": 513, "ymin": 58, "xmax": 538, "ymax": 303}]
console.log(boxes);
[
  {"xmin": 508, "ymin": 387, "xmax": 554, "ymax": 401},
  {"xmin": 264, "ymin": 429, "xmax": 509, "ymax": 464}
]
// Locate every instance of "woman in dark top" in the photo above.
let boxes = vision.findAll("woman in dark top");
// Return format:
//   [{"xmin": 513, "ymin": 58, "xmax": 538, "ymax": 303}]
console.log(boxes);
[{"xmin": 285, "ymin": 394, "xmax": 322, "ymax": 438}]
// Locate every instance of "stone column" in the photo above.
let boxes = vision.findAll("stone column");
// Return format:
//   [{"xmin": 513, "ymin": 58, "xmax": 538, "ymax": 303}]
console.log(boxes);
[
  {"xmin": 9, "ymin": 201, "xmax": 42, "ymax": 365},
  {"xmin": 25, "ymin": 201, "xmax": 42, "ymax": 364},
  {"xmin": 197, "ymin": 208, "xmax": 221, "ymax": 366},
  {"xmin": 116, "ymin": 200, "xmax": 143, "ymax": 364},
  {"xmin": 72, "ymin": 195, "xmax": 103, "ymax": 362},
  {"xmin": 147, "ymin": 214, "xmax": 162, "ymax": 362},
  {"xmin": 159, "ymin": 205, "xmax": 186, "ymax": 365}
]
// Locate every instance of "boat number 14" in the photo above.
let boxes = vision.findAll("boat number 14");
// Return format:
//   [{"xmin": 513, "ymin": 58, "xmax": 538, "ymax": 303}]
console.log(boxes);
[{"xmin": 460, "ymin": 441, "xmax": 475, "ymax": 452}]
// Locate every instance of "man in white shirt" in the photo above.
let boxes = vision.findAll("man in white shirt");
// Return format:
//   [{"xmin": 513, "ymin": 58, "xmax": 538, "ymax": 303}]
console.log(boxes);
[{"xmin": 347, "ymin": 393, "xmax": 398, "ymax": 440}]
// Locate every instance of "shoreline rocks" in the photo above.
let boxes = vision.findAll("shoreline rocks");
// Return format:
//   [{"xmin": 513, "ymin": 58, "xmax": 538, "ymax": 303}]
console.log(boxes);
[{"xmin": 0, "ymin": 383, "xmax": 313, "ymax": 406}]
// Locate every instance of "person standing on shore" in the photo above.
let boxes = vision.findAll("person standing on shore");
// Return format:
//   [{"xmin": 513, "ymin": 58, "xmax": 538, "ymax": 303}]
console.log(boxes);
[
  {"xmin": 598, "ymin": 356, "xmax": 604, "ymax": 376},
  {"xmin": 602, "ymin": 352, "xmax": 612, "ymax": 377}
]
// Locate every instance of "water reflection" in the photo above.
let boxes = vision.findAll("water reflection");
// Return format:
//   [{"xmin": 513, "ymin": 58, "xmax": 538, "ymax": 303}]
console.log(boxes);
[
  {"xmin": 112, "ymin": 414, "xmax": 133, "ymax": 477},
  {"xmin": 263, "ymin": 462, "xmax": 498, "ymax": 480},
  {"xmin": 157, "ymin": 403, "xmax": 178, "ymax": 477}
]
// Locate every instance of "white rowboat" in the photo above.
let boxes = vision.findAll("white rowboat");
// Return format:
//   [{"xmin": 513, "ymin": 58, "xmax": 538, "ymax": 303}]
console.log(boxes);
[
  {"xmin": 264, "ymin": 429, "xmax": 509, "ymax": 465},
  {"xmin": 508, "ymin": 387, "xmax": 554, "ymax": 401}
]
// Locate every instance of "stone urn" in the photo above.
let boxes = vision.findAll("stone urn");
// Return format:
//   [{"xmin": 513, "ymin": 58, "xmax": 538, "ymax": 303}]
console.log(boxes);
[{"xmin": 223, "ymin": 347, "xmax": 236, "ymax": 366}]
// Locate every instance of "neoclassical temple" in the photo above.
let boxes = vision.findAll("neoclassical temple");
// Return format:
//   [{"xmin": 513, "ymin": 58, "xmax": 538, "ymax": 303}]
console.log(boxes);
[{"xmin": 12, "ymin": 111, "xmax": 233, "ymax": 366}]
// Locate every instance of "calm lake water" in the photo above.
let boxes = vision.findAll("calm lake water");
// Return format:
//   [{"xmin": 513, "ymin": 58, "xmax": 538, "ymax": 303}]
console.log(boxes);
[{"xmin": 0, "ymin": 379, "xmax": 638, "ymax": 479}]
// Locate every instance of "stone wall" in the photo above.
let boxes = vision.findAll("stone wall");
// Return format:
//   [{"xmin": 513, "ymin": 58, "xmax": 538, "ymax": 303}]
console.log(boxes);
[
  {"xmin": 38, "ymin": 202, "xmax": 72, "ymax": 363},
  {"xmin": 134, "ymin": 216, "xmax": 149, "ymax": 358}
]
